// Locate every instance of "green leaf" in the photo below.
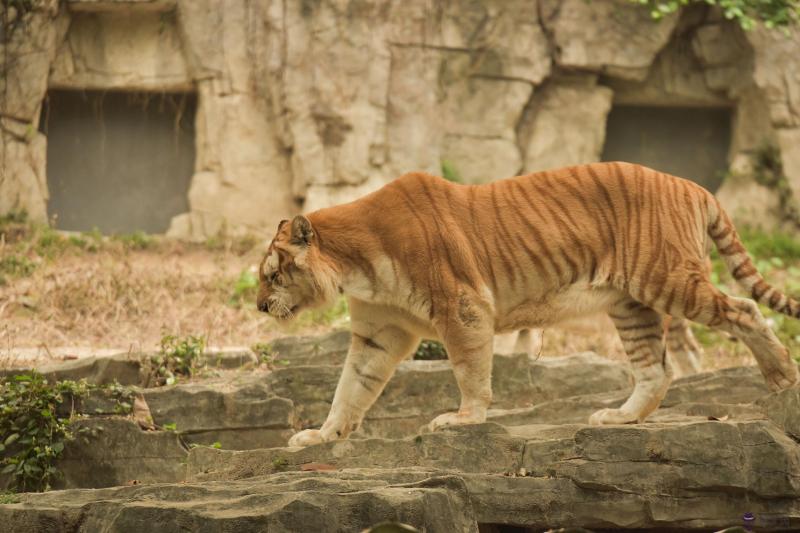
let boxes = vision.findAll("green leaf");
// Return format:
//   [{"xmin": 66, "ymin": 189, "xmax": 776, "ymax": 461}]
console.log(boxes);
[
  {"xmin": 4, "ymin": 434, "xmax": 19, "ymax": 447},
  {"xmin": 1, "ymin": 464, "xmax": 16, "ymax": 474}
]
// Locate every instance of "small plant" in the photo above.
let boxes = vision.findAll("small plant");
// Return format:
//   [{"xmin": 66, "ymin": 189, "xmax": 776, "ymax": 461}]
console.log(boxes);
[
  {"xmin": 441, "ymin": 160, "xmax": 462, "ymax": 183},
  {"xmin": 0, "ymin": 491, "xmax": 20, "ymax": 504},
  {"xmin": 252, "ymin": 342, "xmax": 276, "ymax": 366},
  {"xmin": 144, "ymin": 334, "xmax": 206, "ymax": 387},
  {"xmin": 112, "ymin": 231, "xmax": 154, "ymax": 251},
  {"xmin": 0, "ymin": 255, "xmax": 36, "ymax": 283},
  {"xmin": 414, "ymin": 340, "xmax": 448, "ymax": 360},
  {"xmin": 0, "ymin": 373, "xmax": 91, "ymax": 492},
  {"xmin": 106, "ymin": 381, "xmax": 135, "ymax": 415},
  {"xmin": 211, "ymin": 441, "xmax": 222, "ymax": 449},
  {"xmin": 633, "ymin": 0, "xmax": 800, "ymax": 30},
  {"xmin": 34, "ymin": 226, "xmax": 68, "ymax": 258},
  {"xmin": 229, "ymin": 269, "xmax": 259, "ymax": 308},
  {"xmin": 272, "ymin": 457, "xmax": 290, "ymax": 472},
  {"xmin": 0, "ymin": 211, "xmax": 29, "ymax": 243},
  {"xmin": 162, "ymin": 422, "xmax": 177, "ymax": 432}
]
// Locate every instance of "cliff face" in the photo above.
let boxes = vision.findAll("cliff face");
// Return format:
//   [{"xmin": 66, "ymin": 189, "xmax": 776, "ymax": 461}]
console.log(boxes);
[{"xmin": 2, "ymin": 0, "xmax": 800, "ymax": 238}]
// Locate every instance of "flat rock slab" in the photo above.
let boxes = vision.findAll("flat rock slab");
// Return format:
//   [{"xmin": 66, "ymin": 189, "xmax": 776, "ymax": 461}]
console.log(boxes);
[{"xmin": 0, "ymin": 471, "xmax": 477, "ymax": 533}]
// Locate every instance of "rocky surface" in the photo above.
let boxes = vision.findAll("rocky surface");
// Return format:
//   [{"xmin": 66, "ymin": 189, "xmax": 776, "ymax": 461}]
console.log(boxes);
[
  {"xmin": 2, "ymin": 1, "xmax": 800, "ymax": 235},
  {"xmin": 2, "ymin": 329, "xmax": 800, "ymax": 531}
]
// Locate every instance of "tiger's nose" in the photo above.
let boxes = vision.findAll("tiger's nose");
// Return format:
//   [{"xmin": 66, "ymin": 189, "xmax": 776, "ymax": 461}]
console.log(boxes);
[{"xmin": 257, "ymin": 299, "xmax": 269, "ymax": 313}]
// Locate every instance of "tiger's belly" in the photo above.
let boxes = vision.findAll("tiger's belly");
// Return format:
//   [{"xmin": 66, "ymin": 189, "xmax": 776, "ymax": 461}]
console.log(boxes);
[{"xmin": 494, "ymin": 283, "xmax": 622, "ymax": 333}]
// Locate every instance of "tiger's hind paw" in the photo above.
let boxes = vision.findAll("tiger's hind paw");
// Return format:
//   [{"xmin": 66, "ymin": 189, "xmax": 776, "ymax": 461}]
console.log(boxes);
[{"xmin": 763, "ymin": 360, "xmax": 800, "ymax": 392}]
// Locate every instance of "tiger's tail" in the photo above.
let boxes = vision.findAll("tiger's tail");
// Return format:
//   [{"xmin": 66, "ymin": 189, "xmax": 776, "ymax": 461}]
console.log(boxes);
[{"xmin": 707, "ymin": 198, "xmax": 800, "ymax": 318}]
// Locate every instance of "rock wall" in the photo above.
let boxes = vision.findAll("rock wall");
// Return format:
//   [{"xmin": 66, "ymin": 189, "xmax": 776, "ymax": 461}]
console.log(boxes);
[{"xmin": 2, "ymin": 0, "xmax": 800, "ymax": 237}]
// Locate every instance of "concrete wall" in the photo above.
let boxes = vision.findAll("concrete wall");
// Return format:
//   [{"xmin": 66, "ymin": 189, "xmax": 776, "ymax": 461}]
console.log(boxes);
[{"xmin": 2, "ymin": 0, "xmax": 800, "ymax": 238}]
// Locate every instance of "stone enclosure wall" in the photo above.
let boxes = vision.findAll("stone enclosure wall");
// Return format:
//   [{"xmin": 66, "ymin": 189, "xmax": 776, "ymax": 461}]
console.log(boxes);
[{"xmin": 2, "ymin": 0, "xmax": 800, "ymax": 238}]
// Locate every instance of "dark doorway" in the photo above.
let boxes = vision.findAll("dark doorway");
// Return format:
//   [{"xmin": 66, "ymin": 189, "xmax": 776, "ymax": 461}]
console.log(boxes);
[
  {"xmin": 601, "ymin": 105, "xmax": 732, "ymax": 192},
  {"xmin": 41, "ymin": 90, "xmax": 196, "ymax": 233}
]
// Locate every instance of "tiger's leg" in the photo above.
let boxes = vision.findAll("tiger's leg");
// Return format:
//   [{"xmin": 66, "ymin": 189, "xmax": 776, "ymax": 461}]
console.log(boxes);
[
  {"xmin": 675, "ymin": 284, "xmax": 799, "ymax": 391},
  {"xmin": 429, "ymin": 296, "xmax": 495, "ymax": 431},
  {"xmin": 287, "ymin": 300, "xmax": 419, "ymax": 447},
  {"xmin": 666, "ymin": 317, "xmax": 703, "ymax": 377},
  {"xmin": 589, "ymin": 297, "xmax": 673, "ymax": 425}
]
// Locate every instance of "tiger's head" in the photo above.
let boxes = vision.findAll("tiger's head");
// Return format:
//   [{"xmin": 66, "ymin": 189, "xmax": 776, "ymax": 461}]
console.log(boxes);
[{"xmin": 256, "ymin": 215, "xmax": 339, "ymax": 322}]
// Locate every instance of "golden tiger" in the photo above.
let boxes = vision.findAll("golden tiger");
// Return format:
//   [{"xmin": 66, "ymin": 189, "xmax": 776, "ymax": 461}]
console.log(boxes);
[{"xmin": 257, "ymin": 161, "xmax": 800, "ymax": 447}]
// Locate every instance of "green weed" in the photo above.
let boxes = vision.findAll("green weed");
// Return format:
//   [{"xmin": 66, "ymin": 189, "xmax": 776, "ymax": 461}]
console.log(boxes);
[
  {"xmin": 143, "ymin": 334, "xmax": 207, "ymax": 387},
  {"xmin": 0, "ymin": 373, "xmax": 91, "ymax": 492},
  {"xmin": 229, "ymin": 269, "xmax": 259, "ymax": 308},
  {"xmin": 441, "ymin": 160, "xmax": 462, "ymax": 183}
]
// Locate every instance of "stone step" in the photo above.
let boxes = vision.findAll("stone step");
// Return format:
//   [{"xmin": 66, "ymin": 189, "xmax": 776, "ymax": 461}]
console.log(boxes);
[
  {"xmin": 1, "ymin": 471, "xmax": 479, "ymax": 533},
  {"xmin": 5, "ymin": 416, "xmax": 799, "ymax": 531}
]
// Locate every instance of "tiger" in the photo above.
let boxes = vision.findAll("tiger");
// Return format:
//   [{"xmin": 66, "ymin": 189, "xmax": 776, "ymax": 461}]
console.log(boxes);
[{"xmin": 256, "ymin": 161, "xmax": 800, "ymax": 447}]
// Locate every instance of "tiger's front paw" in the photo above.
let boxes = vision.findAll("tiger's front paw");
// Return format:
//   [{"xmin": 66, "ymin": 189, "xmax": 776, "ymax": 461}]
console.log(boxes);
[
  {"xmin": 588, "ymin": 407, "xmax": 639, "ymax": 425},
  {"xmin": 287, "ymin": 429, "xmax": 325, "ymax": 447},
  {"xmin": 428, "ymin": 411, "xmax": 486, "ymax": 432}
]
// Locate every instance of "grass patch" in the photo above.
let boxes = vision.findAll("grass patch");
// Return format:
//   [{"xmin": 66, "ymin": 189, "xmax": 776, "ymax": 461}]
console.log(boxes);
[
  {"xmin": 0, "ymin": 491, "xmax": 20, "ymax": 504},
  {"xmin": 111, "ymin": 231, "xmax": 154, "ymax": 251},
  {"xmin": 0, "ymin": 255, "xmax": 36, "ymax": 285},
  {"xmin": 143, "ymin": 334, "xmax": 206, "ymax": 387}
]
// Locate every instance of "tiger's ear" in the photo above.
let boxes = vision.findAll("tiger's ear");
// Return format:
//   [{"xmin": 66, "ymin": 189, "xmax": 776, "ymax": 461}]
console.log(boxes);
[
  {"xmin": 290, "ymin": 215, "xmax": 314, "ymax": 246},
  {"xmin": 277, "ymin": 219, "xmax": 289, "ymax": 232}
]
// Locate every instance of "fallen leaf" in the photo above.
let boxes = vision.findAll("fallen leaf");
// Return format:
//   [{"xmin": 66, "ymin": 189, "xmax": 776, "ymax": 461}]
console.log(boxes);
[{"xmin": 133, "ymin": 394, "xmax": 156, "ymax": 430}]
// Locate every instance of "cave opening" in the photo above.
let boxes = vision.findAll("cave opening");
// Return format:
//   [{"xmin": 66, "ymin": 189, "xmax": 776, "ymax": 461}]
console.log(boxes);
[
  {"xmin": 601, "ymin": 105, "xmax": 733, "ymax": 192},
  {"xmin": 40, "ymin": 90, "xmax": 197, "ymax": 234}
]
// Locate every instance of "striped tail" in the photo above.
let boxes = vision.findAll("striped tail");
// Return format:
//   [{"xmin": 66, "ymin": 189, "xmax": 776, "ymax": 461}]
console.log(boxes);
[{"xmin": 708, "ymin": 198, "xmax": 800, "ymax": 318}]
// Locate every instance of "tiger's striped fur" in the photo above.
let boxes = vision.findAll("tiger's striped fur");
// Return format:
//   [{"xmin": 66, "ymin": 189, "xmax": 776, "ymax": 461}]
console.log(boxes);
[{"xmin": 257, "ymin": 161, "xmax": 800, "ymax": 446}]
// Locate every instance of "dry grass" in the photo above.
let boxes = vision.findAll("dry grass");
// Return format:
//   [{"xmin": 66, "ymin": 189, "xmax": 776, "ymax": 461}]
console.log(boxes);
[{"xmin": 0, "ymin": 221, "xmax": 346, "ymax": 367}]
